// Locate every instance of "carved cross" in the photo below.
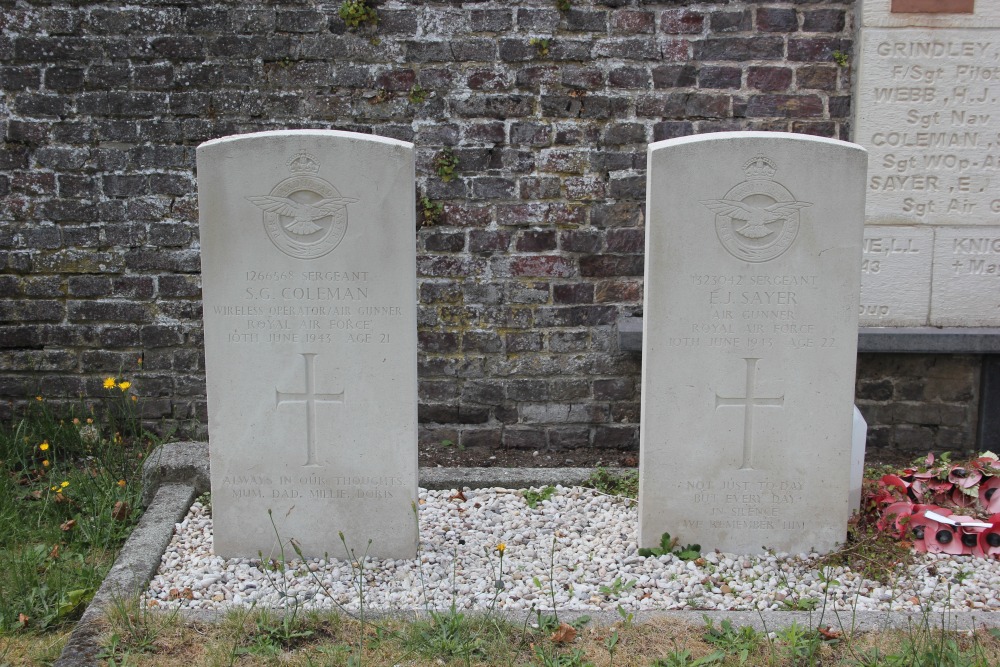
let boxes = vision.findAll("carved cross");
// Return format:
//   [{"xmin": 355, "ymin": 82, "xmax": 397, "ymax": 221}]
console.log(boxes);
[
  {"xmin": 715, "ymin": 357, "xmax": 784, "ymax": 471},
  {"xmin": 275, "ymin": 353, "xmax": 344, "ymax": 467}
]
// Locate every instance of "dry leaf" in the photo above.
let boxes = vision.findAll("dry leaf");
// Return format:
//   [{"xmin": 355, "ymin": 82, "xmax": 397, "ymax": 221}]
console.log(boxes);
[
  {"xmin": 551, "ymin": 623, "xmax": 577, "ymax": 644},
  {"xmin": 25, "ymin": 490, "xmax": 42, "ymax": 501},
  {"xmin": 60, "ymin": 519, "xmax": 76, "ymax": 531},
  {"xmin": 181, "ymin": 587, "xmax": 193, "ymax": 600},
  {"xmin": 168, "ymin": 588, "xmax": 180, "ymax": 600},
  {"xmin": 818, "ymin": 627, "xmax": 841, "ymax": 640},
  {"xmin": 18, "ymin": 613, "xmax": 30, "ymax": 627},
  {"xmin": 48, "ymin": 544, "xmax": 60, "ymax": 560},
  {"xmin": 112, "ymin": 501, "xmax": 130, "ymax": 521},
  {"xmin": 449, "ymin": 490, "xmax": 467, "ymax": 502}
]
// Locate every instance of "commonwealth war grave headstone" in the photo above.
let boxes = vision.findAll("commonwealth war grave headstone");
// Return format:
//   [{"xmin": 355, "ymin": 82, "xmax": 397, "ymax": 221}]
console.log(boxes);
[
  {"xmin": 197, "ymin": 130, "xmax": 418, "ymax": 559},
  {"xmin": 855, "ymin": 0, "xmax": 1000, "ymax": 326},
  {"xmin": 638, "ymin": 133, "xmax": 867, "ymax": 554}
]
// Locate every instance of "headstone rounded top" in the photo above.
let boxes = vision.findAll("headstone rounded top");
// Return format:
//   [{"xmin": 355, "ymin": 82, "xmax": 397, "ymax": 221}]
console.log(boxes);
[
  {"xmin": 649, "ymin": 131, "xmax": 865, "ymax": 155},
  {"xmin": 198, "ymin": 129, "xmax": 414, "ymax": 152}
]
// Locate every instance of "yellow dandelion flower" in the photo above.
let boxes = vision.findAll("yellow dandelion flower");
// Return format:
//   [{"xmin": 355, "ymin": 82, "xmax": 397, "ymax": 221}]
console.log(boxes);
[
  {"xmin": 86, "ymin": 418, "xmax": 93, "ymax": 424},
  {"xmin": 72, "ymin": 418, "xmax": 80, "ymax": 425},
  {"xmin": 42, "ymin": 460, "xmax": 50, "ymax": 467},
  {"xmin": 497, "ymin": 543, "xmax": 506, "ymax": 554},
  {"xmin": 35, "ymin": 396, "xmax": 43, "ymax": 401},
  {"xmin": 118, "ymin": 381, "xmax": 131, "ymax": 391},
  {"xmin": 103, "ymin": 377, "xmax": 116, "ymax": 389},
  {"xmin": 51, "ymin": 485, "xmax": 59, "ymax": 492},
  {"xmin": 131, "ymin": 396, "xmax": 137, "ymax": 402},
  {"xmin": 117, "ymin": 479, "xmax": 126, "ymax": 488},
  {"xmin": 60, "ymin": 481, "xmax": 69, "ymax": 488},
  {"xmin": 39, "ymin": 442, "xmax": 49, "ymax": 451}
]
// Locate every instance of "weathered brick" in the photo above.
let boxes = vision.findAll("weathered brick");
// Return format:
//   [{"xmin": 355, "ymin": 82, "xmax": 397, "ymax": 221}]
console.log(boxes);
[
  {"xmin": 788, "ymin": 37, "xmax": 849, "ymax": 62},
  {"xmin": 611, "ymin": 10, "xmax": 654, "ymax": 34},
  {"xmin": 803, "ymin": 9, "xmax": 845, "ymax": 33},
  {"xmin": 553, "ymin": 284, "xmax": 594, "ymax": 304},
  {"xmin": 745, "ymin": 94, "xmax": 824, "ymax": 118},
  {"xmin": 580, "ymin": 255, "xmax": 643, "ymax": 277},
  {"xmin": 698, "ymin": 66, "xmax": 742, "ymax": 89},
  {"xmin": 609, "ymin": 67, "xmax": 650, "ymax": 89},
  {"xmin": 710, "ymin": 10, "xmax": 752, "ymax": 33},
  {"xmin": 661, "ymin": 9, "xmax": 704, "ymax": 34},
  {"xmin": 694, "ymin": 36, "xmax": 784, "ymax": 61},
  {"xmin": 757, "ymin": 7, "xmax": 798, "ymax": 33},
  {"xmin": 749, "ymin": 66, "xmax": 793, "ymax": 91}
]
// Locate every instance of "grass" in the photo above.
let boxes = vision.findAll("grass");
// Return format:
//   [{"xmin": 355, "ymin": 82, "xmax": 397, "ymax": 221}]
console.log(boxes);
[
  {"xmin": 89, "ymin": 607, "xmax": 1000, "ymax": 666},
  {"xmin": 0, "ymin": 375, "xmax": 159, "ymax": 662}
]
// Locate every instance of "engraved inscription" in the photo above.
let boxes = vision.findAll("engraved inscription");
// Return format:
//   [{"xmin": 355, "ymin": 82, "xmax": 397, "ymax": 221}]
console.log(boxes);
[
  {"xmin": 679, "ymin": 272, "xmax": 826, "ymax": 349},
  {"xmin": 701, "ymin": 157, "xmax": 811, "ymax": 263},
  {"xmin": 858, "ymin": 30, "xmax": 1000, "ymax": 223},
  {"xmin": 684, "ymin": 479, "xmax": 806, "ymax": 532},
  {"xmin": 715, "ymin": 358, "xmax": 784, "ymax": 471},
  {"xmin": 248, "ymin": 151, "xmax": 357, "ymax": 259},
  {"xmin": 275, "ymin": 353, "xmax": 344, "ymax": 467},
  {"xmin": 220, "ymin": 270, "xmax": 400, "ymax": 345}
]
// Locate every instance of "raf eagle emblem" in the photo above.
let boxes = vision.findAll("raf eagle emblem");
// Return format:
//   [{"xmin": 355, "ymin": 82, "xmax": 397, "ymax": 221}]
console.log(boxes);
[
  {"xmin": 699, "ymin": 199, "xmax": 812, "ymax": 240},
  {"xmin": 248, "ymin": 195, "xmax": 359, "ymax": 235}
]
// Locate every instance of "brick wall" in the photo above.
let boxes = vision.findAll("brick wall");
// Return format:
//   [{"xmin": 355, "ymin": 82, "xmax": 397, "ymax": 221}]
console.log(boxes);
[{"xmin": 2, "ymin": 0, "xmax": 980, "ymax": 455}]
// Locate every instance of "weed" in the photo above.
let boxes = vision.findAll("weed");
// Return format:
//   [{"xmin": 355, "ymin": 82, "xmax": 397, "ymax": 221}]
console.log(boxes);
[
  {"xmin": 652, "ymin": 643, "xmax": 725, "ymax": 666},
  {"xmin": 833, "ymin": 50, "xmax": 849, "ymax": 67},
  {"xmin": 556, "ymin": 0, "xmax": 572, "ymax": 11},
  {"xmin": 582, "ymin": 467, "xmax": 638, "ymax": 499},
  {"xmin": 597, "ymin": 576, "xmax": 636, "ymax": 600},
  {"xmin": 419, "ymin": 196, "xmax": 444, "ymax": 227},
  {"xmin": 523, "ymin": 485, "xmax": 556, "ymax": 509},
  {"xmin": 530, "ymin": 37, "xmax": 551, "ymax": 57},
  {"xmin": 777, "ymin": 621, "xmax": 822, "ymax": 663},
  {"xmin": 615, "ymin": 604, "xmax": 634, "ymax": 629},
  {"xmin": 339, "ymin": 0, "xmax": 378, "ymax": 31},
  {"xmin": 434, "ymin": 147, "xmax": 459, "ymax": 182},
  {"xmin": 408, "ymin": 84, "xmax": 428, "ymax": 104},
  {"xmin": 532, "ymin": 644, "xmax": 593, "ymax": 666},
  {"xmin": 638, "ymin": 532, "xmax": 702, "ymax": 561},
  {"xmin": 778, "ymin": 596, "xmax": 820, "ymax": 611},
  {"xmin": 701, "ymin": 615, "xmax": 762, "ymax": 664},
  {"xmin": 0, "ymin": 377, "xmax": 155, "ymax": 633},
  {"xmin": 407, "ymin": 604, "xmax": 482, "ymax": 662}
]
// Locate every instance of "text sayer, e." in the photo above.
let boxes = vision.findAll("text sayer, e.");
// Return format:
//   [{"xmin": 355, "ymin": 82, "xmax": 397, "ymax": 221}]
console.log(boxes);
[{"xmin": 709, "ymin": 291, "xmax": 797, "ymax": 306}]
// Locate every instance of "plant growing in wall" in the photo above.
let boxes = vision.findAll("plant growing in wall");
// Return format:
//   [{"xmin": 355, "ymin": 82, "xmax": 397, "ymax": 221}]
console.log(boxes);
[
  {"xmin": 434, "ymin": 148, "xmax": 459, "ymax": 183},
  {"xmin": 339, "ymin": 0, "xmax": 378, "ymax": 31},
  {"xmin": 408, "ymin": 84, "xmax": 428, "ymax": 104},
  {"xmin": 555, "ymin": 0, "xmax": 571, "ymax": 11},
  {"xmin": 832, "ymin": 50, "xmax": 849, "ymax": 67},
  {"xmin": 419, "ymin": 196, "xmax": 443, "ymax": 227},
  {"xmin": 529, "ymin": 37, "xmax": 551, "ymax": 58}
]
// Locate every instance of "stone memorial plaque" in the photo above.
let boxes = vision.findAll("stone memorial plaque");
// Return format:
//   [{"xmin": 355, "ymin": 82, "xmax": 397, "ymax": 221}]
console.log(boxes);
[
  {"xmin": 859, "ymin": 226, "xmax": 933, "ymax": 325},
  {"xmin": 855, "ymin": 1, "xmax": 1000, "ymax": 327},
  {"xmin": 855, "ymin": 27, "xmax": 1000, "ymax": 227},
  {"xmin": 198, "ymin": 130, "xmax": 419, "ymax": 559},
  {"xmin": 931, "ymin": 227, "xmax": 1000, "ymax": 326},
  {"xmin": 639, "ymin": 133, "xmax": 867, "ymax": 554}
]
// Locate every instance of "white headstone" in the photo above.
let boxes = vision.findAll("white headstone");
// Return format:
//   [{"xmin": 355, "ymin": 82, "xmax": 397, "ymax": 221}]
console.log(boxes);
[
  {"xmin": 854, "ymin": 0, "xmax": 1000, "ymax": 326},
  {"xmin": 197, "ymin": 130, "xmax": 418, "ymax": 559},
  {"xmin": 639, "ymin": 132, "xmax": 867, "ymax": 554}
]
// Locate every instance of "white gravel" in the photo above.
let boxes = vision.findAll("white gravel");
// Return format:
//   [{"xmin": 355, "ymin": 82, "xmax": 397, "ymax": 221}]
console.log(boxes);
[{"xmin": 144, "ymin": 485, "xmax": 1000, "ymax": 614}]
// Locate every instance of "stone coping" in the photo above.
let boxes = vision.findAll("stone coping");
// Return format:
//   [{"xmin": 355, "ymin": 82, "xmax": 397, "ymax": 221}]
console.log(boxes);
[
  {"xmin": 617, "ymin": 316, "xmax": 1000, "ymax": 354},
  {"xmin": 55, "ymin": 442, "xmax": 1000, "ymax": 666}
]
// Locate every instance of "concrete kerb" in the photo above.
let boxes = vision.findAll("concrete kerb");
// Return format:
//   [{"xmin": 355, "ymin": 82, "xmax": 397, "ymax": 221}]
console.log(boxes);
[{"xmin": 55, "ymin": 443, "xmax": 1000, "ymax": 666}]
